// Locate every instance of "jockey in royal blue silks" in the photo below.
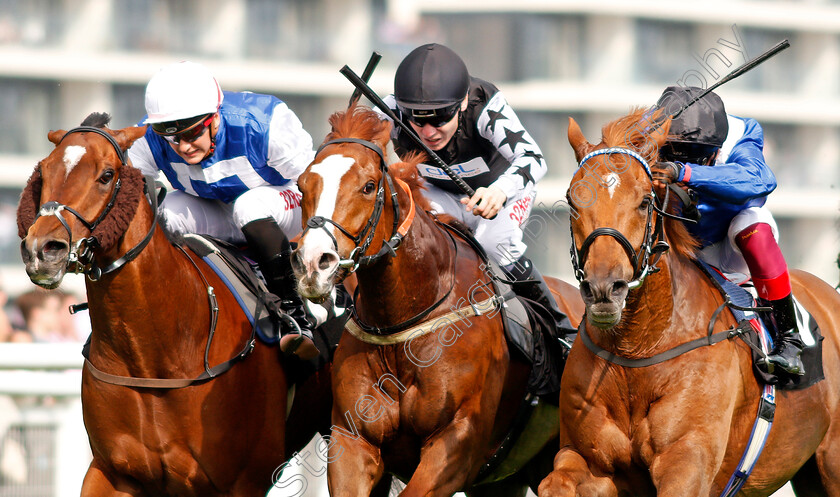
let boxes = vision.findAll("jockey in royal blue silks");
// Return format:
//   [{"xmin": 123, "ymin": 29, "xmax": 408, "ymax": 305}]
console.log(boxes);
[
  {"xmin": 128, "ymin": 61, "xmax": 319, "ymax": 360},
  {"xmin": 651, "ymin": 85, "xmax": 804, "ymax": 376}
]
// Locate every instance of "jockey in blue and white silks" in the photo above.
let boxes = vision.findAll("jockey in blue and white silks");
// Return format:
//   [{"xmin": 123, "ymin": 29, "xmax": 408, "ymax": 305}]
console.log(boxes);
[
  {"xmin": 127, "ymin": 61, "xmax": 319, "ymax": 360},
  {"xmin": 129, "ymin": 90, "xmax": 313, "ymax": 241},
  {"xmin": 671, "ymin": 114, "xmax": 777, "ymax": 249}
]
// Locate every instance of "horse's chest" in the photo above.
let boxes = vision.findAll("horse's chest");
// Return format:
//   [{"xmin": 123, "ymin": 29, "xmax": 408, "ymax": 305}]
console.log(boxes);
[
  {"xmin": 565, "ymin": 381, "xmax": 663, "ymax": 468},
  {"xmin": 91, "ymin": 421, "xmax": 214, "ymax": 493}
]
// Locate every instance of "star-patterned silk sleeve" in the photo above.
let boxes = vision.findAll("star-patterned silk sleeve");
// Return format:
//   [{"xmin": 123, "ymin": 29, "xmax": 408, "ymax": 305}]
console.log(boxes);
[{"xmin": 477, "ymin": 91, "xmax": 547, "ymax": 200}]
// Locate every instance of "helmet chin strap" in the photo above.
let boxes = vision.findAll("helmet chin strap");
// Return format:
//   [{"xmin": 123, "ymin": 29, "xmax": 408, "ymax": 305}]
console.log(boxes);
[{"xmin": 204, "ymin": 113, "xmax": 220, "ymax": 160}]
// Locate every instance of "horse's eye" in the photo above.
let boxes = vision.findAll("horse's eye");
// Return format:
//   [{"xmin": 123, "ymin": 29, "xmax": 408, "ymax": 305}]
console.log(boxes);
[
  {"xmin": 362, "ymin": 181, "xmax": 376, "ymax": 195},
  {"xmin": 639, "ymin": 197, "xmax": 651, "ymax": 210},
  {"xmin": 98, "ymin": 169, "xmax": 115, "ymax": 185}
]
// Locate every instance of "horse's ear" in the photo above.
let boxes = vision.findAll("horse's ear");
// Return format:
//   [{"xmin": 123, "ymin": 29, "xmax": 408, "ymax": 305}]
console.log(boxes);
[
  {"xmin": 640, "ymin": 115, "xmax": 671, "ymax": 160},
  {"xmin": 112, "ymin": 125, "xmax": 148, "ymax": 152},
  {"xmin": 374, "ymin": 120, "xmax": 393, "ymax": 156},
  {"xmin": 648, "ymin": 117, "xmax": 671, "ymax": 149},
  {"xmin": 568, "ymin": 117, "xmax": 592, "ymax": 162},
  {"xmin": 47, "ymin": 130, "xmax": 66, "ymax": 145}
]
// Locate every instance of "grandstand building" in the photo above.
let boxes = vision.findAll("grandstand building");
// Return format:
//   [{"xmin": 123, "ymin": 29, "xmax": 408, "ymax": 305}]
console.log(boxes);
[{"xmin": 0, "ymin": 0, "xmax": 837, "ymax": 290}]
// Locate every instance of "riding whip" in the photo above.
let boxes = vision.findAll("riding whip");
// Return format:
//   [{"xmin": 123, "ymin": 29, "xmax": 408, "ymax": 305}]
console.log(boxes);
[
  {"xmin": 349, "ymin": 52, "xmax": 382, "ymax": 106},
  {"xmin": 668, "ymin": 39, "xmax": 791, "ymax": 121},
  {"xmin": 340, "ymin": 64, "xmax": 477, "ymax": 198}
]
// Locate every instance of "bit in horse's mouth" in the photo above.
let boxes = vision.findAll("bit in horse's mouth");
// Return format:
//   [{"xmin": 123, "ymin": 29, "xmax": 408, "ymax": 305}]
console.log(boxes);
[
  {"xmin": 587, "ymin": 309, "xmax": 621, "ymax": 329},
  {"xmin": 307, "ymin": 294, "xmax": 328, "ymax": 305}
]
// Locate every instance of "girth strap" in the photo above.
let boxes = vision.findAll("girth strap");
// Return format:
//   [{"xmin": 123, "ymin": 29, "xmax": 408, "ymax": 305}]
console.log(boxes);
[{"xmin": 83, "ymin": 351, "xmax": 251, "ymax": 389}]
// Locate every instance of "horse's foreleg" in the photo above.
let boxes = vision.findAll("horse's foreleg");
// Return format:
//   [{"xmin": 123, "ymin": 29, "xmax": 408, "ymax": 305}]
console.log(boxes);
[
  {"xmin": 813, "ymin": 425, "xmax": 840, "ymax": 497},
  {"xmin": 81, "ymin": 460, "xmax": 140, "ymax": 497},
  {"xmin": 537, "ymin": 447, "xmax": 618, "ymax": 497},
  {"xmin": 649, "ymin": 440, "xmax": 715, "ymax": 497},
  {"xmin": 397, "ymin": 419, "xmax": 482, "ymax": 497},
  {"xmin": 326, "ymin": 432, "xmax": 384, "ymax": 497}
]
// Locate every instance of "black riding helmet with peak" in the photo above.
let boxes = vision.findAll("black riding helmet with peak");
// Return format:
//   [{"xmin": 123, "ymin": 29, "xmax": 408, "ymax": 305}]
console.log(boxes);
[
  {"xmin": 656, "ymin": 85, "xmax": 728, "ymax": 165},
  {"xmin": 394, "ymin": 43, "xmax": 470, "ymax": 124}
]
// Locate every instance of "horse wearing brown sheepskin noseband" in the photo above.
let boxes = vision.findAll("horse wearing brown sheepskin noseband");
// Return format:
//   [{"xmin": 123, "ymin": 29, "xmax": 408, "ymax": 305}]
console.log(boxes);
[
  {"xmin": 17, "ymin": 165, "xmax": 41, "ymax": 239},
  {"xmin": 17, "ymin": 162, "xmax": 147, "ymax": 254}
]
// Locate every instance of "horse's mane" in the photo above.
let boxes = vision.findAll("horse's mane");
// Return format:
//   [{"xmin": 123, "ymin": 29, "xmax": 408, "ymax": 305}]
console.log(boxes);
[
  {"xmin": 324, "ymin": 105, "xmax": 433, "ymax": 213},
  {"xmin": 600, "ymin": 108, "xmax": 700, "ymax": 260},
  {"xmin": 601, "ymin": 108, "xmax": 664, "ymax": 167}
]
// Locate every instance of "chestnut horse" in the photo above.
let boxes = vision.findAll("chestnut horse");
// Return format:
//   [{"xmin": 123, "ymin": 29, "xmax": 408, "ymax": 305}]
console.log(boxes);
[
  {"xmin": 539, "ymin": 110, "xmax": 840, "ymax": 496},
  {"xmin": 16, "ymin": 115, "xmax": 334, "ymax": 496},
  {"xmin": 291, "ymin": 106, "xmax": 584, "ymax": 496}
]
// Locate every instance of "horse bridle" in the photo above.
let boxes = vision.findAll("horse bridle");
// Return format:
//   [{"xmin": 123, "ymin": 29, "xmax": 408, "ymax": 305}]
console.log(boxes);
[
  {"xmin": 570, "ymin": 147, "xmax": 694, "ymax": 291},
  {"xmin": 300, "ymin": 137, "xmax": 409, "ymax": 273},
  {"xmin": 32, "ymin": 126, "xmax": 158, "ymax": 280}
]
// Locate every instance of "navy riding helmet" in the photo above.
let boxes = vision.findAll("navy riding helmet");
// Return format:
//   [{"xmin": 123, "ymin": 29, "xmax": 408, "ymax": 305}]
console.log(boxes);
[
  {"xmin": 656, "ymin": 86, "xmax": 728, "ymax": 164},
  {"xmin": 394, "ymin": 43, "xmax": 470, "ymax": 123}
]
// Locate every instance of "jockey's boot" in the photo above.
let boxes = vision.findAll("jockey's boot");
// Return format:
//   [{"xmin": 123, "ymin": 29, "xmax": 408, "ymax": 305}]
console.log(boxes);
[
  {"xmin": 758, "ymin": 294, "xmax": 805, "ymax": 376},
  {"xmin": 734, "ymin": 221, "xmax": 804, "ymax": 376},
  {"xmin": 242, "ymin": 218, "xmax": 319, "ymax": 361},
  {"xmin": 503, "ymin": 256, "xmax": 576, "ymax": 351}
]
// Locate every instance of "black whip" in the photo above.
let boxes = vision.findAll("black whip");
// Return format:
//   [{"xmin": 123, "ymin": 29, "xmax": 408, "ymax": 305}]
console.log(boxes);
[
  {"xmin": 663, "ymin": 39, "xmax": 791, "ymax": 124},
  {"xmin": 349, "ymin": 52, "xmax": 382, "ymax": 106}
]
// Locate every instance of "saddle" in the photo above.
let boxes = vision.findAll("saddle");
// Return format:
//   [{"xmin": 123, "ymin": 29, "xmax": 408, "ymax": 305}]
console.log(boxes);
[
  {"xmin": 423, "ymin": 221, "xmax": 565, "ymax": 486},
  {"xmin": 695, "ymin": 260, "xmax": 825, "ymax": 390},
  {"xmin": 436, "ymin": 221, "xmax": 567, "ymax": 397},
  {"xmin": 180, "ymin": 234, "xmax": 346, "ymax": 382}
]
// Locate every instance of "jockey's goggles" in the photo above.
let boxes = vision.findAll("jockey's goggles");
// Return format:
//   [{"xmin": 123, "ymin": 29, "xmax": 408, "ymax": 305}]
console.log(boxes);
[
  {"xmin": 400, "ymin": 102, "xmax": 460, "ymax": 128},
  {"xmin": 152, "ymin": 113, "xmax": 214, "ymax": 145},
  {"xmin": 661, "ymin": 141, "xmax": 718, "ymax": 166}
]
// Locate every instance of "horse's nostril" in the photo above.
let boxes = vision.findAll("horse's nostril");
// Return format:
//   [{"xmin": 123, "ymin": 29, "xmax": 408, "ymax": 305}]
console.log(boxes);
[
  {"xmin": 41, "ymin": 239, "xmax": 69, "ymax": 262},
  {"xmin": 318, "ymin": 252, "xmax": 338, "ymax": 271},
  {"xmin": 611, "ymin": 280, "xmax": 629, "ymax": 297},
  {"xmin": 20, "ymin": 240, "xmax": 32, "ymax": 264},
  {"xmin": 290, "ymin": 250, "xmax": 303, "ymax": 273},
  {"xmin": 580, "ymin": 281, "xmax": 594, "ymax": 300}
]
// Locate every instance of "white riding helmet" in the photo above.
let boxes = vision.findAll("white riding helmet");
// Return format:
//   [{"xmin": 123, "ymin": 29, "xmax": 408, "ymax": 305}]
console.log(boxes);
[{"xmin": 144, "ymin": 61, "xmax": 224, "ymax": 124}]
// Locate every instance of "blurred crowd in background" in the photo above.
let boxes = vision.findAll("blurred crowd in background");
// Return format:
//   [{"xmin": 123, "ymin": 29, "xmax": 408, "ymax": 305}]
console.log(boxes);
[{"xmin": 0, "ymin": 283, "xmax": 89, "ymax": 345}]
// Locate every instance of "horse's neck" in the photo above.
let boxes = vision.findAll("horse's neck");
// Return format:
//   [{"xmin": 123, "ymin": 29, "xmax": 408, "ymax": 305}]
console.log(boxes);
[
  {"xmin": 84, "ymin": 205, "xmax": 208, "ymax": 363},
  {"xmin": 608, "ymin": 254, "xmax": 703, "ymax": 356},
  {"xmin": 354, "ymin": 213, "xmax": 456, "ymax": 327}
]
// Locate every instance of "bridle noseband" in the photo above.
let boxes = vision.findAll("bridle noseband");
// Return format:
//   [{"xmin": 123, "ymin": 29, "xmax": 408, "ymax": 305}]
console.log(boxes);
[
  {"xmin": 570, "ymin": 147, "xmax": 693, "ymax": 291},
  {"xmin": 301, "ymin": 137, "xmax": 413, "ymax": 274},
  {"xmin": 32, "ymin": 126, "xmax": 158, "ymax": 280}
]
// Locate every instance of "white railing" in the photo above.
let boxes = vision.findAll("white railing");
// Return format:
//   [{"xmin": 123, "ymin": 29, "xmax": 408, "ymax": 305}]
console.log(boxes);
[
  {"xmin": 0, "ymin": 344, "xmax": 334, "ymax": 497},
  {"xmin": 0, "ymin": 344, "xmax": 89, "ymax": 497}
]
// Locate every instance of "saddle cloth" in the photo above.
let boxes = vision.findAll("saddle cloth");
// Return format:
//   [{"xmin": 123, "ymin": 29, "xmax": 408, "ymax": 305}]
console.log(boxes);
[{"xmin": 695, "ymin": 260, "xmax": 825, "ymax": 390}]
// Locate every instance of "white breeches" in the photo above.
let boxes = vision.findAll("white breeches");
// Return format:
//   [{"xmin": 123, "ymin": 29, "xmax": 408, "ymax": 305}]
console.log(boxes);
[
  {"xmin": 160, "ymin": 184, "xmax": 304, "ymax": 244},
  {"xmin": 421, "ymin": 180, "xmax": 536, "ymax": 266}
]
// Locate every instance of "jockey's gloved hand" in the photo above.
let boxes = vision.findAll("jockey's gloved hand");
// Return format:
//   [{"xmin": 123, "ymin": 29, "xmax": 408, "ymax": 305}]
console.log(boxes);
[{"xmin": 651, "ymin": 161, "xmax": 683, "ymax": 184}]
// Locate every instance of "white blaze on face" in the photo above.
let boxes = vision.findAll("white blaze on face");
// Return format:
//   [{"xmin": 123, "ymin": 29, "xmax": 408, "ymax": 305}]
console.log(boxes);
[
  {"xmin": 604, "ymin": 172, "xmax": 620, "ymax": 198},
  {"xmin": 63, "ymin": 146, "xmax": 87, "ymax": 179},
  {"xmin": 302, "ymin": 154, "xmax": 356, "ymax": 262}
]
